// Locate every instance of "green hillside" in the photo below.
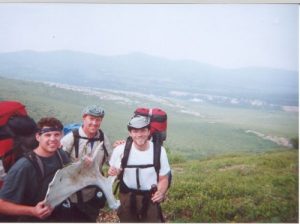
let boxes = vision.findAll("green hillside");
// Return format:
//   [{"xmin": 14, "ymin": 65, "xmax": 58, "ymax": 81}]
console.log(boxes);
[
  {"xmin": 0, "ymin": 77, "xmax": 298, "ymax": 159},
  {"xmin": 164, "ymin": 149, "xmax": 298, "ymax": 222},
  {"xmin": 0, "ymin": 77, "xmax": 298, "ymax": 222}
]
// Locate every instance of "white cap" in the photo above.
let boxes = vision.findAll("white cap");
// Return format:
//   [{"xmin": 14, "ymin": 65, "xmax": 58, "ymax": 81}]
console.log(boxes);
[{"xmin": 127, "ymin": 115, "xmax": 150, "ymax": 129}]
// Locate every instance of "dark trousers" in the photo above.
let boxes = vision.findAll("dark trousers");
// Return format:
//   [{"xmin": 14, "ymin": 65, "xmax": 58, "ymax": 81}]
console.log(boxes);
[{"xmin": 117, "ymin": 192, "xmax": 163, "ymax": 223}]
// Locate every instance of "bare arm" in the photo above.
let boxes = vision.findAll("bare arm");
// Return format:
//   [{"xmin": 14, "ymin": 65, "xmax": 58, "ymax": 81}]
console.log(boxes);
[
  {"xmin": 0, "ymin": 199, "xmax": 53, "ymax": 219},
  {"xmin": 151, "ymin": 175, "xmax": 169, "ymax": 203}
]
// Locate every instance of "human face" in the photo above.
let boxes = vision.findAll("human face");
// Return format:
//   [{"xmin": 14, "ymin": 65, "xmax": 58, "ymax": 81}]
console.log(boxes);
[
  {"xmin": 129, "ymin": 127, "xmax": 150, "ymax": 150},
  {"xmin": 82, "ymin": 115, "xmax": 102, "ymax": 137},
  {"xmin": 36, "ymin": 128, "xmax": 62, "ymax": 156}
]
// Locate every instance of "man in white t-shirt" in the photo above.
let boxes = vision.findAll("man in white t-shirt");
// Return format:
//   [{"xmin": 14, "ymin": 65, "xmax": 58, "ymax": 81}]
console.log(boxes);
[{"xmin": 108, "ymin": 115, "xmax": 171, "ymax": 223}]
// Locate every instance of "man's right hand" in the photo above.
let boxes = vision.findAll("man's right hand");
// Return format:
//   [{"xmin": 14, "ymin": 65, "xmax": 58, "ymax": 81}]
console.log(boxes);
[
  {"xmin": 108, "ymin": 166, "xmax": 122, "ymax": 176},
  {"xmin": 33, "ymin": 201, "xmax": 53, "ymax": 219}
]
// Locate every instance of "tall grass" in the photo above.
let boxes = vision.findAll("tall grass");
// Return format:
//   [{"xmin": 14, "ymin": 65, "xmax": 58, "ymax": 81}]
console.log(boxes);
[{"xmin": 164, "ymin": 149, "xmax": 298, "ymax": 222}]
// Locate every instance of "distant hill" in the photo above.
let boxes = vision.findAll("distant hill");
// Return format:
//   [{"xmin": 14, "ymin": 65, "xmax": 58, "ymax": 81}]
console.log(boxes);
[{"xmin": 0, "ymin": 50, "xmax": 298, "ymax": 107}]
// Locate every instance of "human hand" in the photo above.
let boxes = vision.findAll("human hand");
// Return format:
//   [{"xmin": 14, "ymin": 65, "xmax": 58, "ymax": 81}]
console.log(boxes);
[
  {"xmin": 108, "ymin": 166, "xmax": 122, "ymax": 176},
  {"xmin": 113, "ymin": 140, "xmax": 125, "ymax": 148},
  {"xmin": 151, "ymin": 190, "xmax": 166, "ymax": 203},
  {"xmin": 82, "ymin": 155, "xmax": 93, "ymax": 168},
  {"xmin": 33, "ymin": 201, "xmax": 53, "ymax": 219}
]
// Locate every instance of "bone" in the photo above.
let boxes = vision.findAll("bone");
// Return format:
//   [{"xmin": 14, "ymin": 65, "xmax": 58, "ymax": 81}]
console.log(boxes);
[{"xmin": 44, "ymin": 142, "xmax": 120, "ymax": 210}]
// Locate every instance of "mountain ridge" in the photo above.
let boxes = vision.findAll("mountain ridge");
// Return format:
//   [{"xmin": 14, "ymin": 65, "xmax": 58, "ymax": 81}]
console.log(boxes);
[{"xmin": 0, "ymin": 50, "xmax": 297, "ymax": 107}]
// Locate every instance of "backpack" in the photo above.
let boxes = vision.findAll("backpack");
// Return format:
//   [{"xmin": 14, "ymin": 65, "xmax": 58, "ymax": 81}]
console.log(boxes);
[
  {"xmin": 0, "ymin": 101, "xmax": 38, "ymax": 188},
  {"xmin": 119, "ymin": 107, "xmax": 171, "ymax": 192},
  {"xmin": 63, "ymin": 123, "xmax": 81, "ymax": 136},
  {"xmin": 134, "ymin": 108, "xmax": 167, "ymax": 143}
]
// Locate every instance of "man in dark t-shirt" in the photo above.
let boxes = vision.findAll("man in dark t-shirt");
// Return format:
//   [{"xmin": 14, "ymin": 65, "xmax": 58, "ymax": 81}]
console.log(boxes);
[{"xmin": 0, "ymin": 117, "xmax": 70, "ymax": 222}]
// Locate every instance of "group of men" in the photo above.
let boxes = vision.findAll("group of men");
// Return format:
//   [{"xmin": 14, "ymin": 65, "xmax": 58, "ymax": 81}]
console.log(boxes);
[{"xmin": 0, "ymin": 105, "xmax": 171, "ymax": 223}]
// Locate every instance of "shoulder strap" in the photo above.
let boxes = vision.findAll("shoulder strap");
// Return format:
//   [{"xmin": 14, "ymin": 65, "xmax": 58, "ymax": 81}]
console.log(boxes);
[
  {"xmin": 55, "ymin": 149, "xmax": 64, "ymax": 168},
  {"xmin": 25, "ymin": 151, "xmax": 45, "ymax": 179},
  {"xmin": 117, "ymin": 137, "xmax": 133, "ymax": 192},
  {"xmin": 118, "ymin": 136, "xmax": 133, "ymax": 182},
  {"xmin": 25, "ymin": 150, "xmax": 64, "ymax": 179},
  {"xmin": 98, "ymin": 129, "xmax": 108, "ymax": 158},
  {"xmin": 72, "ymin": 128, "xmax": 107, "ymax": 159},
  {"xmin": 152, "ymin": 133, "xmax": 162, "ymax": 182},
  {"xmin": 121, "ymin": 137, "xmax": 133, "ymax": 169},
  {"xmin": 72, "ymin": 129, "xmax": 80, "ymax": 158}
]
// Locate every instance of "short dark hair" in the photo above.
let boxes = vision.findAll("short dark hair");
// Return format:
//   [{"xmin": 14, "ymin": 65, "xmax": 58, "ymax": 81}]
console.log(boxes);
[{"xmin": 37, "ymin": 117, "xmax": 63, "ymax": 131}]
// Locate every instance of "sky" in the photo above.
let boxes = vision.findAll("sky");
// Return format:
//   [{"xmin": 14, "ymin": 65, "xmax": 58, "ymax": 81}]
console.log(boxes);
[{"xmin": 0, "ymin": 3, "xmax": 298, "ymax": 71}]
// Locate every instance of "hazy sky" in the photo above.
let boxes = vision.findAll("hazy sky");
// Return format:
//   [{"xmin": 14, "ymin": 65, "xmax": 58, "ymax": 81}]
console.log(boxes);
[{"xmin": 0, "ymin": 3, "xmax": 298, "ymax": 70}]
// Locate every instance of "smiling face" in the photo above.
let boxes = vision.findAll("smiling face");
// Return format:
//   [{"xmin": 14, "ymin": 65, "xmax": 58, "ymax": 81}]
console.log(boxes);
[
  {"xmin": 82, "ymin": 114, "xmax": 102, "ymax": 138},
  {"xmin": 129, "ymin": 127, "xmax": 151, "ymax": 150},
  {"xmin": 36, "ymin": 128, "xmax": 62, "ymax": 156}
]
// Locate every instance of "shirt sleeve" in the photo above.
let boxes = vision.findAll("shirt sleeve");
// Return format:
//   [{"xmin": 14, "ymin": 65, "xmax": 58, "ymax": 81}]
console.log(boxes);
[
  {"xmin": 0, "ymin": 159, "xmax": 32, "ymax": 204},
  {"xmin": 109, "ymin": 144, "xmax": 124, "ymax": 169},
  {"xmin": 60, "ymin": 132, "xmax": 75, "ymax": 156},
  {"xmin": 159, "ymin": 146, "xmax": 171, "ymax": 176}
]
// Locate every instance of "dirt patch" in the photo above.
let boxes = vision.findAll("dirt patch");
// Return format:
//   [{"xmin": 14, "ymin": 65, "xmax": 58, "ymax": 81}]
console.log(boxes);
[{"xmin": 97, "ymin": 209, "xmax": 119, "ymax": 223}]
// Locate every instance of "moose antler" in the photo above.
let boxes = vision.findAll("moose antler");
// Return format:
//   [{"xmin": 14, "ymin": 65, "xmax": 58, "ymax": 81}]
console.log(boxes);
[{"xmin": 44, "ymin": 142, "xmax": 120, "ymax": 210}]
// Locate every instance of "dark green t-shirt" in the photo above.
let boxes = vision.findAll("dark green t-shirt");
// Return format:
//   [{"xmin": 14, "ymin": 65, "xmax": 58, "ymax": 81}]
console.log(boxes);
[{"xmin": 0, "ymin": 149, "xmax": 69, "ymax": 206}]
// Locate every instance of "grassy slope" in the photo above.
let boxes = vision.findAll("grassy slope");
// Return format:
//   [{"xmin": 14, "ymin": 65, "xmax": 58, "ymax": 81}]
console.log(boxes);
[
  {"xmin": 0, "ymin": 77, "xmax": 298, "ymax": 222},
  {"xmin": 1, "ymin": 77, "xmax": 298, "ymax": 160},
  {"xmin": 164, "ymin": 149, "xmax": 298, "ymax": 223}
]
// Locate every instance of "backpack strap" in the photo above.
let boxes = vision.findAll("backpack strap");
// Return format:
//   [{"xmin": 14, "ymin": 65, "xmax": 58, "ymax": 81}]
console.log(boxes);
[
  {"xmin": 25, "ymin": 151, "xmax": 45, "ymax": 179},
  {"xmin": 119, "ymin": 136, "xmax": 161, "ymax": 180},
  {"xmin": 25, "ymin": 150, "xmax": 65, "ymax": 204},
  {"xmin": 98, "ymin": 129, "xmax": 108, "ymax": 158},
  {"xmin": 152, "ymin": 133, "xmax": 162, "ymax": 182},
  {"xmin": 118, "ymin": 136, "xmax": 161, "ymax": 192},
  {"xmin": 55, "ymin": 149, "xmax": 65, "ymax": 168},
  {"xmin": 25, "ymin": 150, "xmax": 65, "ymax": 179},
  {"xmin": 72, "ymin": 129, "xmax": 80, "ymax": 159},
  {"xmin": 120, "ymin": 137, "xmax": 133, "ymax": 172},
  {"xmin": 118, "ymin": 136, "xmax": 133, "ymax": 186},
  {"xmin": 72, "ymin": 128, "xmax": 108, "ymax": 159}
]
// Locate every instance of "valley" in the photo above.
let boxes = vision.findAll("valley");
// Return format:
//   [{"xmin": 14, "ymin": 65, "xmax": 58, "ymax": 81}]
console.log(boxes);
[{"xmin": 0, "ymin": 77, "xmax": 297, "ymax": 159}]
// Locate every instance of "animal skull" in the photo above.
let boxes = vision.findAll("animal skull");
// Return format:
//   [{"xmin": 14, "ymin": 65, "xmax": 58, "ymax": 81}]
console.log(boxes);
[{"xmin": 44, "ymin": 142, "xmax": 120, "ymax": 210}]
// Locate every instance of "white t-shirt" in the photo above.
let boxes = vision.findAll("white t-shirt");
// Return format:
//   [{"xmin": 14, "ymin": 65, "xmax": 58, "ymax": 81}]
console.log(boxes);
[{"xmin": 109, "ymin": 141, "xmax": 170, "ymax": 191}]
